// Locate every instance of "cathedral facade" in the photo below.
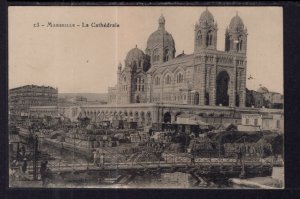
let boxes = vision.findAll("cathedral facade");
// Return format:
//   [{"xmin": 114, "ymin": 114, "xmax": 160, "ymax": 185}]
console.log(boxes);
[{"xmin": 108, "ymin": 9, "xmax": 248, "ymax": 108}]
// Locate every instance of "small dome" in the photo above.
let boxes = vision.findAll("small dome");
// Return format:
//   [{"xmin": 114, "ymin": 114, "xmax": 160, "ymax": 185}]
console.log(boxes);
[
  {"xmin": 229, "ymin": 14, "xmax": 244, "ymax": 31},
  {"xmin": 125, "ymin": 46, "xmax": 145, "ymax": 61},
  {"xmin": 176, "ymin": 50, "xmax": 186, "ymax": 58},
  {"xmin": 199, "ymin": 8, "xmax": 214, "ymax": 27},
  {"xmin": 257, "ymin": 86, "xmax": 269, "ymax": 93}
]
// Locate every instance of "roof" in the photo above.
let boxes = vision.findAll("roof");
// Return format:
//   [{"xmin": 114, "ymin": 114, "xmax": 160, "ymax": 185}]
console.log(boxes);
[
  {"xmin": 257, "ymin": 86, "xmax": 269, "ymax": 93},
  {"xmin": 125, "ymin": 46, "xmax": 145, "ymax": 61},
  {"xmin": 176, "ymin": 51, "xmax": 187, "ymax": 58},
  {"xmin": 146, "ymin": 15, "xmax": 175, "ymax": 51},
  {"xmin": 199, "ymin": 9, "xmax": 214, "ymax": 27}
]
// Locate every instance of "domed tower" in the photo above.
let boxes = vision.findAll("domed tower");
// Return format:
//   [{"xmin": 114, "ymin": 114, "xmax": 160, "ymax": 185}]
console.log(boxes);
[
  {"xmin": 194, "ymin": 8, "xmax": 218, "ymax": 53},
  {"xmin": 124, "ymin": 46, "xmax": 149, "ymax": 103},
  {"xmin": 225, "ymin": 12, "xmax": 248, "ymax": 53},
  {"xmin": 145, "ymin": 15, "xmax": 176, "ymax": 65},
  {"xmin": 125, "ymin": 45, "xmax": 150, "ymax": 72}
]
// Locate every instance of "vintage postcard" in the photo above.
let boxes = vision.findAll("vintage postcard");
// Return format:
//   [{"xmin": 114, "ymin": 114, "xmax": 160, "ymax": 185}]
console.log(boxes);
[{"xmin": 8, "ymin": 6, "xmax": 284, "ymax": 189}]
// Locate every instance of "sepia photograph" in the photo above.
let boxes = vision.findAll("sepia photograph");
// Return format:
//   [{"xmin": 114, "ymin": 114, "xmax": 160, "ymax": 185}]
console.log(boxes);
[{"xmin": 8, "ymin": 6, "xmax": 284, "ymax": 189}]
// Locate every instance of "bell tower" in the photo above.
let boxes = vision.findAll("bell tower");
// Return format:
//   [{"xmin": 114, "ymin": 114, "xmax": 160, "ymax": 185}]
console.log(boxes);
[
  {"xmin": 225, "ymin": 12, "xmax": 248, "ymax": 54},
  {"xmin": 194, "ymin": 8, "xmax": 218, "ymax": 54}
]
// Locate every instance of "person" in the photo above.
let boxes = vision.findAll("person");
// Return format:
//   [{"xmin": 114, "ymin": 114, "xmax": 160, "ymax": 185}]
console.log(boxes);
[
  {"xmin": 21, "ymin": 145, "xmax": 26, "ymax": 158},
  {"xmin": 10, "ymin": 160, "xmax": 19, "ymax": 181},
  {"xmin": 100, "ymin": 153, "xmax": 104, "ymax": 168},
  {"xmin": 236, "ymin": 148, "xmax": 243, "ymax": 165},
  {"xmin": 40, "ymin": 161, "xmax": 48, "ymax": 186},
  {"xmin": 60, "ymin": 142, "xmax": 64, "ymax": 156},
  {"xmin": 93, "ymin": 150, "xmax": 98, "ymax": 165},
  {"xmin": 191, "ymin": 155, "xmax": 195, "ymax": 165},
  {"xmin": 22, "ymin": 158, "xmax": 28, "ymax": 174}
]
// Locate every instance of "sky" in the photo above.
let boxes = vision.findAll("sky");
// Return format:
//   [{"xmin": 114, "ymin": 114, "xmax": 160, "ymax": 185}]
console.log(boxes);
[{"xmin": 9, "ymin": 6, "xmax": 283, "ymax": 94}]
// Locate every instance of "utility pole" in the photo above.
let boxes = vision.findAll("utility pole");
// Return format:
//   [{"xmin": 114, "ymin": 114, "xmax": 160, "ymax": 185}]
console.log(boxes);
[
  {"xmin": 239, "ymin": 137, "xmax": 246, "ymax": 178},
  {"xmin": 33, "ymin": 135, "xmax": 38, "ymax": 180},
  {"xmin": 73, "ymin": 129, "xmax": 75, "ymax": 172}
]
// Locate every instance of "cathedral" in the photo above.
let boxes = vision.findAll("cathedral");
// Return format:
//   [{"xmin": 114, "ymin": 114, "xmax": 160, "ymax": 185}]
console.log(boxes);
[{"xmin": 108, "ymin": 9, "xmax": 248, "ymax": 108}]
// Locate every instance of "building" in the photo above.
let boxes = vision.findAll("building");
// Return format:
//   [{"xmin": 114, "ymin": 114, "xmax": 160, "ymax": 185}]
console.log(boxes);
[
  {"xmin": 108, "ymin": 9, "xmax": 248, "ymax": 108},
  {"xmin": 246, "ymin": 89, "xmax": 265, "ymax": 108},
  {"xmin": 13, "ymin": 10, "xmax": 283, "ymax": 131},
  {"xmin": 237, "ymin": 112, "xmax": 284, "ymax": 133},
  {"xmin": 72, "ymin": 10, "xmax": 282, "ymax": 129},
  {"xmin": 9, "ymin": 85, "xmax": 58, "ymax": 117},
  {"xmin": 246, "ymin": 86, "xmax": 284, "ymax": 109},
  {"xmin": 28, "ymin": 106, "xmax": 59, "ymax": 118},
  {"xmin": 258, "ymin": 87, "xmax": 284, "ymax": 109}
]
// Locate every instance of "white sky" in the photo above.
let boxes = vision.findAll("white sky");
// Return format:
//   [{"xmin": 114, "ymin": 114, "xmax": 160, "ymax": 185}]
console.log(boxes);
[{"xmin": 9, "ymin": 6, "xmax": 283, "ymax": 94}]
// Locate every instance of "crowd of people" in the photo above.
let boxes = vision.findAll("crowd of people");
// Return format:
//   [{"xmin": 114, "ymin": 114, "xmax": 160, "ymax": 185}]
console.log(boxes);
[{"xmin": 92, "ymin": 149, "xmax": 105, "ymax": 167}]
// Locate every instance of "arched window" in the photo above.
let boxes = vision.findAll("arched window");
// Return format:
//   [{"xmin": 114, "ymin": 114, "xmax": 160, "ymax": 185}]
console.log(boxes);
[
  {"xmin": 153, "ymin": 49, "xmax": 159, "ymax": 62},
  {"xmin": 123, "ymin": 76, "xmax": 126, "ymax": 83},
  {"xmin": 136, "ymin": 95, "xmax": 140, "ymax": 103},
  {"xmin": 164, "ymin": 49, "xmax": 169, "ymax": 62},
  {"xmin": 206, "ymin": 30, "xmax": 213, "ymax": 46},
  {"xmin": 165, "ymin": 75, "xmax": 171, "ymax": 85},
  {"xmin": 197, "ymin": 31, "xmax": 202, "ymax": 46},
  {"xmin": 177, "ymin": 73, "xmax": 183, "ymax": 83},
  {"xmin": 155, "ymin": 76, "xmax": 160, "ymax": 85},
  {"xmin": 237, "ymin": 36, "xmax": 243, "ymax": 52}
]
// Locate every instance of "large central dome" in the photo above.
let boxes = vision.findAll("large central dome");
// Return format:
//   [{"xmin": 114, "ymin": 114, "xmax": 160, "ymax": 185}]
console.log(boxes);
[
  {"xmin": 145, "ymin": 15, "xmax": 176, "ymax": 64},
  {"xmin": 146, "ymin": 15, "xmax": 175, "ymax": 50},
  {"xmin": 146, "ymin": 30, "xmax": 175, "ymax": 50}
]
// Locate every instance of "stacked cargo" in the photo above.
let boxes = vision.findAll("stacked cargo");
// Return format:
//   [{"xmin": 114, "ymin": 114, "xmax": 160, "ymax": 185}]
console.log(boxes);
[
  {"xmin": 138, "ymin": 131, "xmax": 149, "ymax": 142},
  {"xmin": 130, "ymin": 133, "xmax": 141, "ymax": 143},
  {"xmin": 223, "ymin": 142, "xmax": 272, "ymax": 157}
]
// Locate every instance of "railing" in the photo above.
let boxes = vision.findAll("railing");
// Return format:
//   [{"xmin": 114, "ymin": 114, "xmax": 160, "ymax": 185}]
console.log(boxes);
[{"xmin": 25, "ymin": 157, "xmax": 271, "ymax": 173}]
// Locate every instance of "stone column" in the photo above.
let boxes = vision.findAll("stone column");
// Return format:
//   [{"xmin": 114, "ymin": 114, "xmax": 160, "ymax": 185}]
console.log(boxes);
[
  {"xmin": 146, "ymin": 74, "xmax": 152, "ymax": 102},
  {"xmin": 126, "ymin": 71, "xmax": 132, "ymax": 104},
  {"xmin": 231, "ymin": 57, "xmax": 237, "ymax": 107},
  {"xmin": 171, "ymin": 111, "xmax": 176, "ymax": 123},
  {"xmin": 239, "ymin": 65, "xmax": 247, "ymax": 107},
  {"xmin": 152, "ymin": 106, "xmax": 159, "ymax": 124},
  {"xmin": 209, "ymin": 55, "xmax": 217, "ymax": 105},
  {"xmin": 199, "ymin": 63, "xmax": 206, "ymax": 105}
]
